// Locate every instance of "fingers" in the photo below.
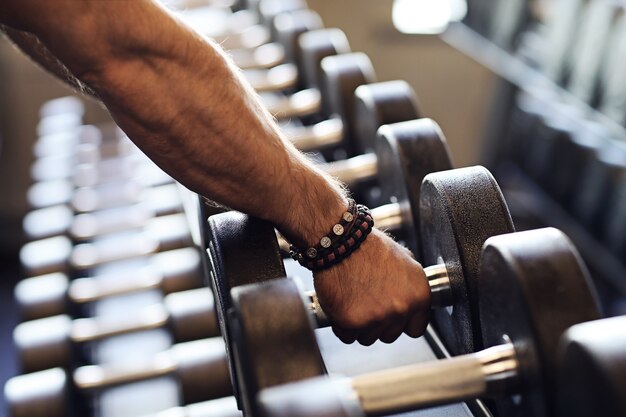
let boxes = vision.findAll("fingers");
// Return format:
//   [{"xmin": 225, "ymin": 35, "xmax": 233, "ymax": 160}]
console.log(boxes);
[
  {"xmin": 405, "ymin": 308, "xmax": 429, "ymax": 339},
  {"xmin": 380, "ymin": 316, "xmax": 408, "ymax": 344},
  {"xmin": 332, "ymin": 327, "xmax": 358, "ymax": 344}
]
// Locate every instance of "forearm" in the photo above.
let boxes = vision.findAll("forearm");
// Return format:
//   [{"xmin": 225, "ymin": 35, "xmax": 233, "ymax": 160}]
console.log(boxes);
[{"xmin": 0, "ymin": 0, "xmax": 346, "ymax": 245}]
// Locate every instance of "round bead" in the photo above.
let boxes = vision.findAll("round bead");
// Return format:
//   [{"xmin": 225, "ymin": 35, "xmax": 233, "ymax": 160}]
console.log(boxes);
[
  {"xmin": 306, "ymin": 247, "xmax": 318, "ymax": 258},
  {"xmin": 342, "ymin": 212, "xmax": 354, "ymax": 222},
  {"xmin": 332, "ymin": 224, "xmax": 344, "ymax": 235},
  {"xmin": 320, "ymin": 236, "xmax": 332, "ymax": 248}
]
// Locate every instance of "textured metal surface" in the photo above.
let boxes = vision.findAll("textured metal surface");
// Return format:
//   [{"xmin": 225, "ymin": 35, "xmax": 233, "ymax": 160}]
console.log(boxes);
[
  {"xmin": 231, "ymin": 278, "xmax": 325, "ymax": 416},
  {"xmin": 479, "ymin": 228, "xmax": 601, "ymax": 417},
  {"xmin": 206, "ymin": 212, "xmax": 285, "ymax": 404},
  {"xmin": 557, "ymin": 316, "xmax": 626, "ymax": 417},
  {"xmin": 420, "ymin": 166, "xmax": 515, "ymax": 355},
  {"xmin": 353, "ymin": 80, "xmax": 422, "ymax": 155},
  {"xmin": 376, "ymin": 119, "xmax": 453, "ymax": 260}
]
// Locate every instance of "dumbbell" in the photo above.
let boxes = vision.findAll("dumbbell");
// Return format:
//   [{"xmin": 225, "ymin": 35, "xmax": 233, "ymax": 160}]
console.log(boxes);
[
  {"xmin": 5, "ymin": 338, "xmax": 233, "ymax": 417},
  {"xmin": 14, "ymin": 285, "xmax": 219, "ymax": 372},
  {"xmin": 256, "ymin": 227, "xmax": 602, "ymax": 417},
  {"xmin": 216, "ymin": 164, "xmax": 514, "ymax": 415},
  {"xmin": 556, "ymin": 315, "xmax": 626, "ymax": 417},
  {"xmin": 20, "ymin": 212, "xmax": 193, "ymax": 276},
  {"xmin": 15, "ymin": 247, "xmax": 204, "ymax": 320},
  {"xmin": 206, "ymin": 123, "xmax": 513, "ymax": 405}
]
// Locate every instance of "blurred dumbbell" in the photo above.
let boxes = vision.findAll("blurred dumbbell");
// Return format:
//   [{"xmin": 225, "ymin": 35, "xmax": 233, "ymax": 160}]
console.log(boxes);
[
  {"xmin": 20, "ymin": 212, "xmax": 193, "ymax": 276},
  {"xmin": 14, "ymin": 286, "xmax": 219, "ymax": 372},
  {"xmin": 257, "ymin": 228, "xmax": 601, "ymax": 417},
  {"xmin": 5, "ymin": 338, "xmax": 232, "ymax": 417},
  {"xmin": 15, "ymin": 247, "xmax": 204, "ymax": 320}
]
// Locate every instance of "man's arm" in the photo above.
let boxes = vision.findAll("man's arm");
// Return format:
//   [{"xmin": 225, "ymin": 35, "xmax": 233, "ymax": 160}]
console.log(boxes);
[{"xmin": 0, "ymin": 0, "xmax": 430, "ymax": 345}]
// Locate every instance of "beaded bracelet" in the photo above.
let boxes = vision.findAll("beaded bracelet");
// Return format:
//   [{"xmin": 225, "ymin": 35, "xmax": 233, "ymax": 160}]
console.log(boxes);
[{"xmin": 289, "ymin": 201, "xmax": 374, "ymax": 271}]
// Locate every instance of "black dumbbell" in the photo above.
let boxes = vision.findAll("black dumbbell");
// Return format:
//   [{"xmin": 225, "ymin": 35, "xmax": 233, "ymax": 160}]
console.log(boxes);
[
  {"xmin": 4, "ymin": 338, "xmax": 232, "ymax": 417},
  {"xmin": 257, "ymin": 227, "xmax": 601, "ymax": 417}
]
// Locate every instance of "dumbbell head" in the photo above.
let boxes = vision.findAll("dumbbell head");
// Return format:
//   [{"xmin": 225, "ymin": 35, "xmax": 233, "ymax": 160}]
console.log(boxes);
[
  {"xmin": 321, "ymin": 53, "xmax": 376, "ymax": 155},
  {"xmin": 205, "ymin": 211, "xmax": 286, "ymax": 406},
  {"xmin": 478, "ymin": 228, "xmax": 601, "ymax": 417},
  {"xmin": 5, "ymin": 368, "xmax": 78, "ymax": 417},
  {"xmin": 373, "ymin": 118, "xmax": 451, "ymax": 255},
  {"xmin": 231, "ymin": 277, "xmax": 325, "ymax": 415},
  {"xmin": 353, "ymin": 80, "xmax": 422, "ymax": 155},
  {"xmin": 257, "ymin": 0, "xmax": 307, "ymax": 31},
  {"xmin": 420, "ymin": 166, "xmax": 515, "ymax": 355},
  {"xmin": 257, "ymin": 228, "xmax": 601, "ymax": 417},
  {"xmin": 556, "ymin": 316, "xmax": 626, "ymax": 417},
  {"xmin": 292, "ymin": 80, "xmax": 422, "ymax": 166}
]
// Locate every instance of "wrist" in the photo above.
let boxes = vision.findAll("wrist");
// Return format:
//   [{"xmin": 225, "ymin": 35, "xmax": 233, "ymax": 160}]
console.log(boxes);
[{"xmin": 271, "ymin": 162, "xmax": 349, "ymax": 249}]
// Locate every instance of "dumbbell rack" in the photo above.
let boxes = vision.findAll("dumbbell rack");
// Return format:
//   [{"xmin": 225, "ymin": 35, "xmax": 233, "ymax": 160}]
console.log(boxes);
[
  {"xmin": 443, "ymin": 0, "xmax": 626, "ymax": 315},
  {"xmin": 3, "ymin": 1, "xmax": 503, "ymax": 417}
]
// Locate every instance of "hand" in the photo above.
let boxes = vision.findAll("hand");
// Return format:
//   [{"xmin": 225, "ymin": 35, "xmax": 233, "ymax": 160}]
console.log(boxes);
[{"xmin": 313, "ymin": 228, "xmax": 431, "ymax": 346}]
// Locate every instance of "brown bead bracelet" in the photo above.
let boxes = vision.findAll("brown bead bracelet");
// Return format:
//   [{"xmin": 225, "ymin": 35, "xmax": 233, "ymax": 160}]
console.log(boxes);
[{"xmin": 289, "ymin": 202, "xmax": 374, "ymax": 271}]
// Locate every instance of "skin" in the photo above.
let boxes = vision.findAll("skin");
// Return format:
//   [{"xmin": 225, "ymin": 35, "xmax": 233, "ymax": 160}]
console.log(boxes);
[{"xmin": 0, "ymin": 0, "xmax": 430, "ymax": 345}]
